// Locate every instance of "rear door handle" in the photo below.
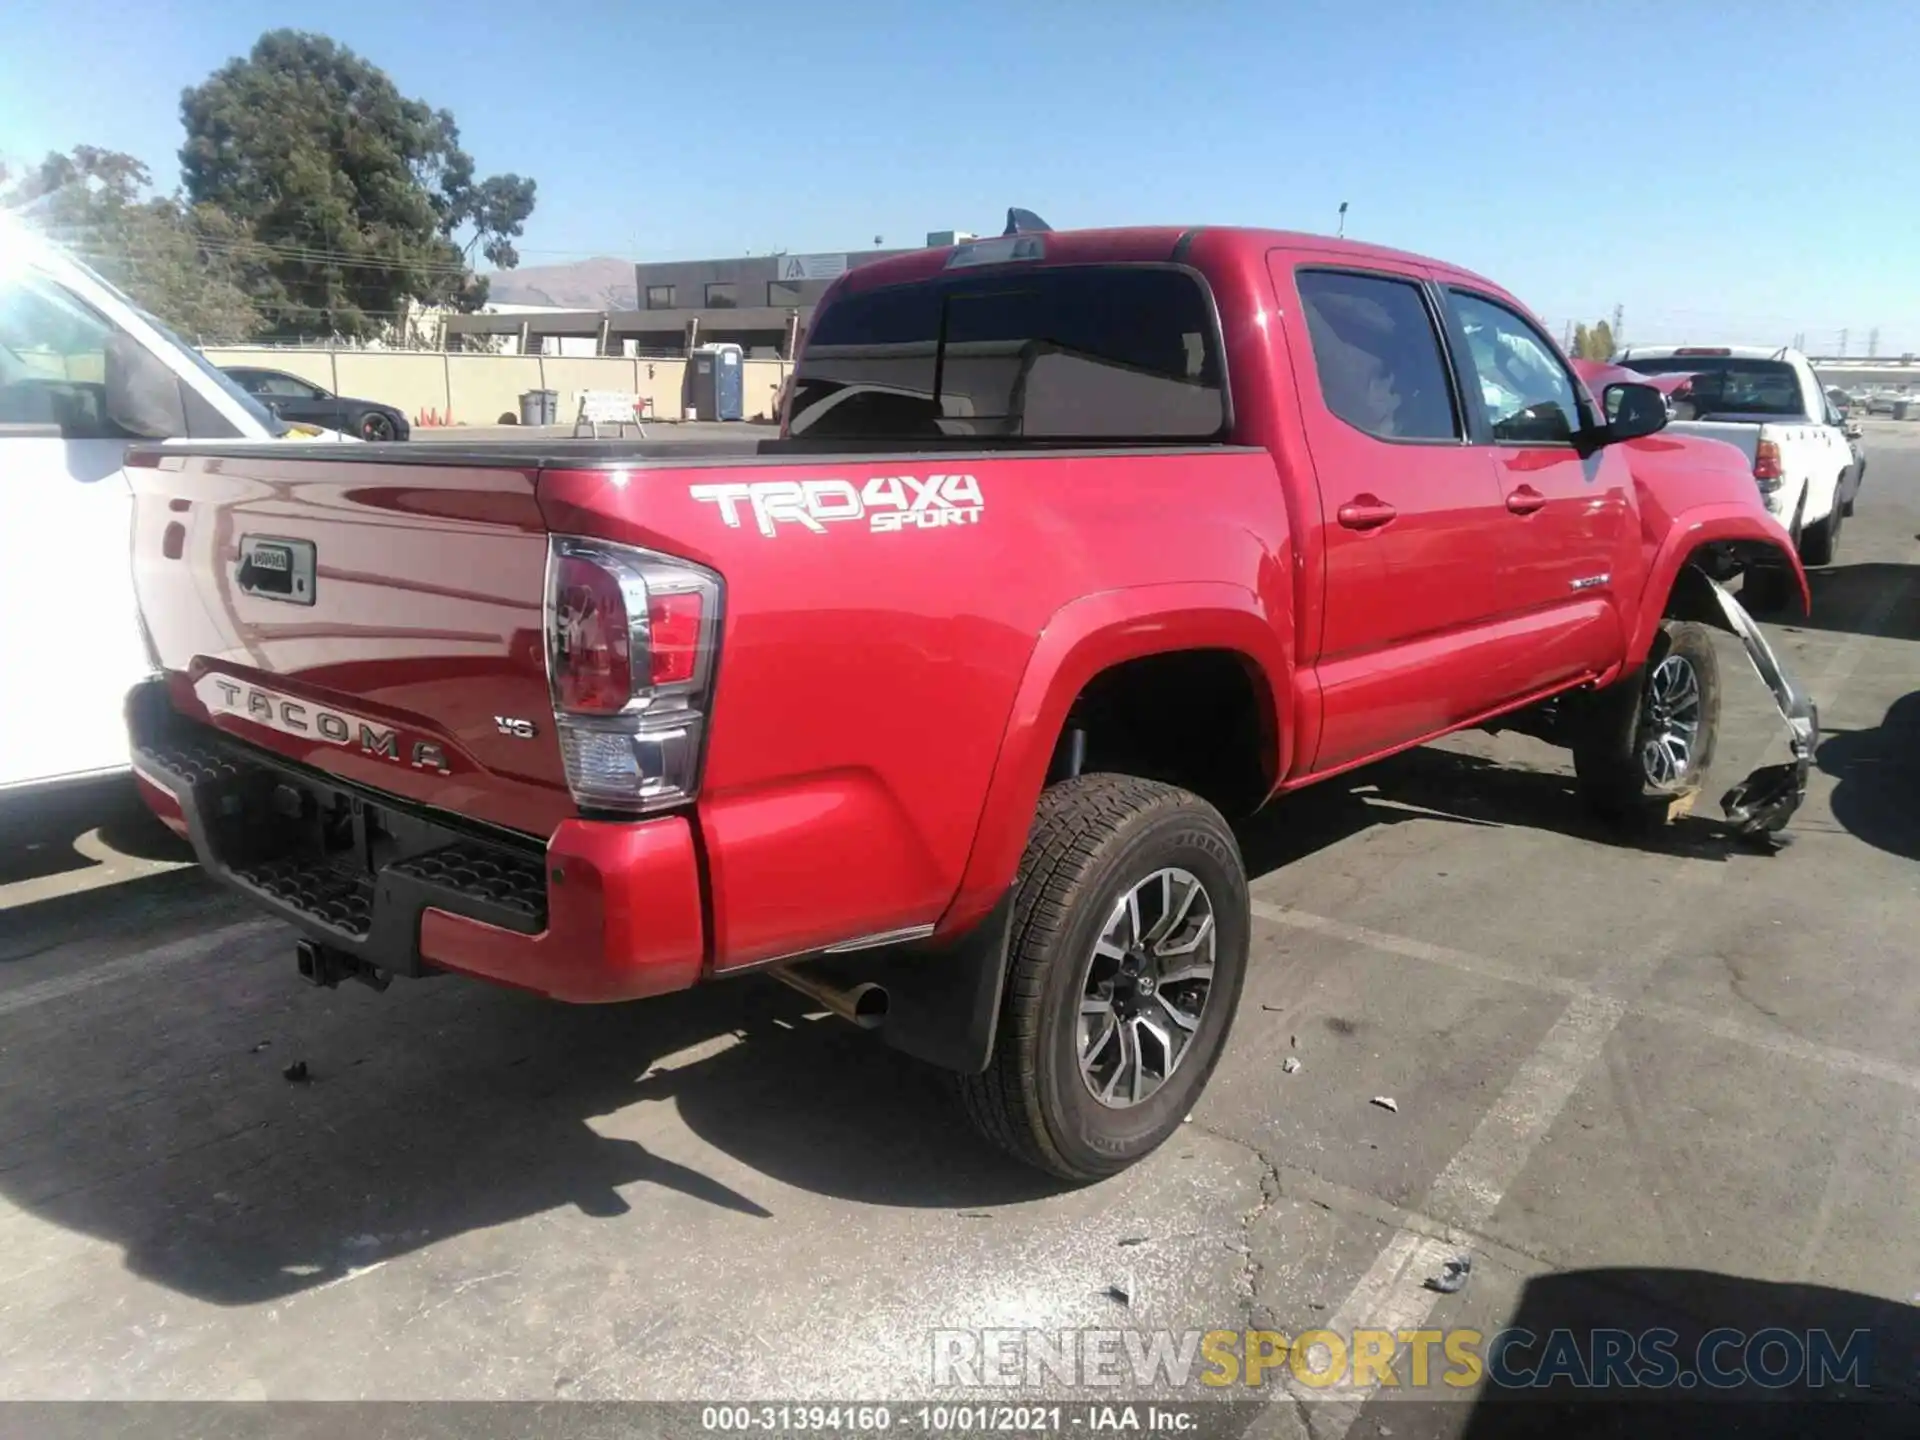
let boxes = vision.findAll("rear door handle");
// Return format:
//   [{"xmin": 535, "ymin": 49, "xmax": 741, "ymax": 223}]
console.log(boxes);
[
  {"xmin": 1337, "ymin": 495, "xmax": 1397, "ymax": 530},
  {"xmin": 1505, "ymin": 485, "xmax": 1547, "ymax": 515}
]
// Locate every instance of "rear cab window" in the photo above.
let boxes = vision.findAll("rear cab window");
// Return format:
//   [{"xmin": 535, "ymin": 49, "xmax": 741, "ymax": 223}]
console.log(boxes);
[
  {"xmin": 786, "ymin": 265, "xmax": 1227, "ymax": 442},
  {"xmin": 1294, "ymin": 270, "xmax": 1461, "ymax": 442},
  {"xmin": 1616, "ymin": 355, "xmax": 1810, "ymax": 422}
]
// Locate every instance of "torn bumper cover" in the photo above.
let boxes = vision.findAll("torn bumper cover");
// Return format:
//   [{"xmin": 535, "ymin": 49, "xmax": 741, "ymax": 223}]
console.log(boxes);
[{"xmin": 1703, "ymin": 577, "xmax": 1819, "ymax": 835}]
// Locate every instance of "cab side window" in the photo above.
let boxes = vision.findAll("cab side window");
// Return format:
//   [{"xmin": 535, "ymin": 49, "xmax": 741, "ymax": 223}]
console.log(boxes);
[
  {"xmin": 0, "ymin": 271, "xmax": 125, "ymax": 439},
  {"xmin": 1296, "ymin": 270, "xmax": 1460, "ymax": 441},
  {"xmin": 1445, "ymin": 291, "xmax": 1584, "ymax": 445}
]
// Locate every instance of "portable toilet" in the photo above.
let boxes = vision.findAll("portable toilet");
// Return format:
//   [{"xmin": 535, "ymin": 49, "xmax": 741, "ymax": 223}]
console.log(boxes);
[{"xmin": 685, "ymin": 343, "xmax": 745, "ymax": 421}]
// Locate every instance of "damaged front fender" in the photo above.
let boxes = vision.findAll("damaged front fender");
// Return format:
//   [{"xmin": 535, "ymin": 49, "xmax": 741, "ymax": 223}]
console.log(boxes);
[{"xmin": 1670, "ymin": 567, "xmax": 1819, "ymax": 836}]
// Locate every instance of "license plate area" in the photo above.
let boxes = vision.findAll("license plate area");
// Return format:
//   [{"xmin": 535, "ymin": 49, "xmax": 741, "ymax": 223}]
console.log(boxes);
[{"xmin": 237, "ymin": 535, "xmax": 316, "ymax": 605}]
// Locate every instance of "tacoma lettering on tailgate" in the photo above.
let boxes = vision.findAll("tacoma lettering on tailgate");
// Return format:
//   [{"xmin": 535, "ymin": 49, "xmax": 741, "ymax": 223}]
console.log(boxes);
[
  {"xmin": 689, "ymin": 474, "xmax": 984, "ymax": 537},
  {"xmin": 196, "ymin": 676, "xmax": 451, "ymax": 773}
]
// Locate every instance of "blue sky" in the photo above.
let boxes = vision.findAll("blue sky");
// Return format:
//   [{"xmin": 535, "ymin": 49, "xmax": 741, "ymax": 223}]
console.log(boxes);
[{"xmin": 4, "ymin": 0, "xmax": 1916, "ymax": 351}]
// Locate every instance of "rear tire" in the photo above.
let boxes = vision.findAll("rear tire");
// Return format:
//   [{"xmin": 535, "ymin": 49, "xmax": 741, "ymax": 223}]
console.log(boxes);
[
  {"xmin": 1572, "ymin": 621, "xmax": 1721, "ymax": 831},
  {"xmin": 1798, "ymin": 495, "xmax": 1842, "ymax": 567},
  {"xmin": 956, "ymin": 774, "xmax": 1250, "ymax": 1182}
]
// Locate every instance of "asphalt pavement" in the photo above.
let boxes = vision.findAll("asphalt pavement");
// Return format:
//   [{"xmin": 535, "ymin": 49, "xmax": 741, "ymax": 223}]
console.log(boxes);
[{"xmin": 2, "ymin": 425, "xmax": 1917, "ymax": 1436}]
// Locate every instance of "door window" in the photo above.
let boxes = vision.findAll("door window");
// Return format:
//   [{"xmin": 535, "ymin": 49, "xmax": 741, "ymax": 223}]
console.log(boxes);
[
  {"xmin": 0, "ymin": 270, "xmax": 125, "ymax": 439},
  {"xmin": 256, "ymin": 372, "xmax": 324, "ymax": 399},
  {"xmin": 1295, "ymin": 270, "xmax": 1460, "ymax": 441},
  {"xmin": 1445, "ymin": 292, "xmax": 1584, "ymax": 444}
]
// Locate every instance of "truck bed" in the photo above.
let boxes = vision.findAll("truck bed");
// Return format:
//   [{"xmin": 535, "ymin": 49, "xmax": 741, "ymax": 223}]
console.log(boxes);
[{"xmin": 127, "ymin": 436, "xmax": 1281, "ymax": 978}]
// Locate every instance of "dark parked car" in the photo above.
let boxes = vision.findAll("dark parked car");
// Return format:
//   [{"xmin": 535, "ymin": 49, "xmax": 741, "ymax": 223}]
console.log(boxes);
[{"xmin": 220, "ymin": 366, "xmax": 411, "ymax": 441}]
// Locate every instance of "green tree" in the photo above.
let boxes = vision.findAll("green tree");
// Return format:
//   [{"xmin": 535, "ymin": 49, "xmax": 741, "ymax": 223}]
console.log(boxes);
[
  {"xmin": 1570, "ymin": 320, "xmax": 1617, "ymax": 361},
  {"xmin": 2, "ymin": 146, "xmax": 266, "ymax": 342},
  {"xmin": 178, "ymin": 30, "xmax": 536, "ymax": 339}
]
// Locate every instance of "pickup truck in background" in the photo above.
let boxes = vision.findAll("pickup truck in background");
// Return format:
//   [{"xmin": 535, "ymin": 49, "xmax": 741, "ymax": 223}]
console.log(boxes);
[
  {"xmin": 1611, "ymin": 344, "xmax": 1855, "ymax": 606},
  {"xmin": 124, "ymin": 223, "xmax": 1817, "ymax": 1181}
]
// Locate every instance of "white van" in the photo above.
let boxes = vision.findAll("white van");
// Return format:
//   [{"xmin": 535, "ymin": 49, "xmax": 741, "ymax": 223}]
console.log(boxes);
[{"xmin": 0, "ymin": 211, "xmax": 340, "ymax": 792}]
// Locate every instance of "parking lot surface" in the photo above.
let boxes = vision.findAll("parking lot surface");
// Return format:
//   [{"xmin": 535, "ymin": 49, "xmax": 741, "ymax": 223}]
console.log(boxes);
[{"xmin": 3, "ymin": 425, "xmax": 1917, "ymax": 1435}]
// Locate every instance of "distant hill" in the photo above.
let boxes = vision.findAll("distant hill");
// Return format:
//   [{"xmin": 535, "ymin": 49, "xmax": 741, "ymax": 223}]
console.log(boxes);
[{"xmin": 485, "ymin": 257, "xmax": 636, "ymax": 310}]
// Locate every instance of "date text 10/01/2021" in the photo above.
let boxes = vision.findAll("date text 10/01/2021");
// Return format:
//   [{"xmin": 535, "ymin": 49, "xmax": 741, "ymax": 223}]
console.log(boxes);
[{"xmin": 700, "ymin": 1404, "xmax": 1201, "ymax": 1433}]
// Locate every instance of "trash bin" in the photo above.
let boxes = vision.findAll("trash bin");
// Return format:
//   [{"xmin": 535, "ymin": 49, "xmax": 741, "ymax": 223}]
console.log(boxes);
[
  {"xmin": 684, "ymin": 345, "xmax": 745, "ymax": 422},
  {"xmin": 1895, "ymin": 398, "xmax": 1913, "ymax": 422},
  {"xmin": 519, "ymin": 389, "xmax": 559, "ymax": 426}
]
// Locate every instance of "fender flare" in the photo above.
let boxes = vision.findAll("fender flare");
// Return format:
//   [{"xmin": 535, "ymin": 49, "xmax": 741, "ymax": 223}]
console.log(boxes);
[
  {"xmin": 1625, "ymin": 504, "xmax": 1809, "ymax": 668},
  {"xmin": 935, "ymin": 582, "xmax": 1290, "ymax": 938}
]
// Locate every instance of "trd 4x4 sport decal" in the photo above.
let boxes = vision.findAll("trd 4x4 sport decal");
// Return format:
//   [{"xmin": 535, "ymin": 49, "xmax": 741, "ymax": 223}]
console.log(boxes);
[{"xmin": 689, "ymin": 474, "xmax": 984, "ymax": 537}]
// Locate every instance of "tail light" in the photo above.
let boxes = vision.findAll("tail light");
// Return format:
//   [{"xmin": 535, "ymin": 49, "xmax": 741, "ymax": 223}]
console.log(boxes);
[
  {"xmin": 545, "ymin": 536, "xmax": 723, "ymax": 814},
  {"xmin": 1752, "ymin": 440, "xmax": 1784, "ymax": 487}
]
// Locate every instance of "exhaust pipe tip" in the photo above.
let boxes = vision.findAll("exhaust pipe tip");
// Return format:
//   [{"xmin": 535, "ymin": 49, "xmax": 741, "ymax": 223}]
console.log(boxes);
[{"xmin": 768, "ymin": 963, "xmax": 889, "ymax": 1030}]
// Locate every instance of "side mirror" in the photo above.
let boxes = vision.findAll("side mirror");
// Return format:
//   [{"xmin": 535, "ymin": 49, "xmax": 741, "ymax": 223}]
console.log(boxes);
[
  {"xmin": 1843, "ymin": 418, "xmax": 1863, "ymax": 440},
  {"xmin": 1601, "ymin": 381, "xmax": 1668, "ymax": 443},
  {"xmin": 104, "ymin": 332, "xmax": 188, "ymax": 439}
]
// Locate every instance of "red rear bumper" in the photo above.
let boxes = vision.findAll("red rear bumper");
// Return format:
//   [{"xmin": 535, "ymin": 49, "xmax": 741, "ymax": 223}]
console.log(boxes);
[
  {"xmin": 128, "ymin": 683, "xmax": 705, "ymax": 1003},
  {"xmin": 420, "ymin": 815, "xmax": 705, "ymax": 1002}
]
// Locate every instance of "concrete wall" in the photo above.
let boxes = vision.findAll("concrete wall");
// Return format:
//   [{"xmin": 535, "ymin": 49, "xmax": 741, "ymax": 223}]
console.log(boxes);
[{"xmin": 202, "ymin": 348, "xmax": 794, "ymax": 425}]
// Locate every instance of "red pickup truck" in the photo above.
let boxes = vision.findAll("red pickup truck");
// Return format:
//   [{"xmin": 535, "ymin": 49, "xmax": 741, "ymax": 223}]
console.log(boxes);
[{"xmin": 125, "ymin": 223, "xmax": 1816, "ymax": 1181}]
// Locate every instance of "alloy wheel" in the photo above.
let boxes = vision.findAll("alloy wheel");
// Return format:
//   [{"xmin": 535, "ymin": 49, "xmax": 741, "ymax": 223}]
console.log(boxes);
[
  {"xmin": 1639, "ymin": 652, "xmax": 1703, "ymax": 788},
  {"xmin": 1077, "ymin": 867, "xmax": 1217, "ymax": 1108}
]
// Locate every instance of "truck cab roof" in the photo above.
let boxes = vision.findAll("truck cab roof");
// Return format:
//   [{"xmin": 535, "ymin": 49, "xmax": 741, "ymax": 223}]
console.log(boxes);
[
  {"xmin": 1616, "ymin": 344, "xmax": 1805, "ymax": 364},
  {"xmin": 827, "ymin": 224, "xmax": 1508, "ymax": 300}
]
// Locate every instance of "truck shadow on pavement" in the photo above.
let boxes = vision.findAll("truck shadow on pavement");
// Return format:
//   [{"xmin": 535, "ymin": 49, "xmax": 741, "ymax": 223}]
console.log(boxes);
[
  {"xmin": 1776, "ymin": 560, "xmax": 1920, "ymax": 642},
  {"xmin": 0, "ymin": 774, "xmax": 191, "ymax": 889},
  {"xmin": 0, "ymin": 928, "xmax": 1061, "ymax": 1308},
  {"xmin": 1236, "ymin": 744, "xmax": 1752, "ymax": 878},
  {"xmin": 0, "ymin": 734, "xmax": 1830, "ymax": 1313},
  {"xmin": 1816, "ymin": 691, "xmax": 1920, "ymax": 861},
  {"xmin": 1445, "ymin": 1265, "xmax": 1918, "ymax": 1439}
]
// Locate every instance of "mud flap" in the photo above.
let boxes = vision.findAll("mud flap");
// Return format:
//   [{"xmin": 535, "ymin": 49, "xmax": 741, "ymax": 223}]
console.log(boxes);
[{"xmin": 1673, "ymin": 569, "xmax": 1819, "ymax": 836}]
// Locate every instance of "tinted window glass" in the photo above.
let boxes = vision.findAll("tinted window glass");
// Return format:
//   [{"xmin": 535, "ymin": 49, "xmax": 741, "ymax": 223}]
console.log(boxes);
[
  {"xmin": 1296, "ymin": 271, "xmax": 1459, "ymax": 441},
  {"xmin": 1619, "ymin": 355, "xmax": 1808, "ymax": 419},
  {"xmin": 788, "ymin": 266, "xmax": 1225, "ymax": 441},
  {"xmin": 1446, "ymin": 291, "xmax": 1582, "ymax": 443},
  {"xmin": 253, "ymin": 372, "xmax": 321, "ymax": 398}
]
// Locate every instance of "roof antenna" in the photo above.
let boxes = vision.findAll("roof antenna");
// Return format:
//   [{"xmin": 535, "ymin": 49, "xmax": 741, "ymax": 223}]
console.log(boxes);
[
  {"xmin": 1337, "ymin": 201, "xmax": 1349, "ymax": 238},
  {"xmin": 1004, "ymin": 207, "xmax": 1053, "ymax": 236}
]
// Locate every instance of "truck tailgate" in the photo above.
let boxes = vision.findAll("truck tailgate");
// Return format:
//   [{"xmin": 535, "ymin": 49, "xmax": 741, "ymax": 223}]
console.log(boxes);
[
  {"xmin": 129, "ymin": 450, "xmax": 569, "ymax": 837},
  {"xmin": 1664, "ymin": 419, "xmax": 1762, "ymax": 466}
]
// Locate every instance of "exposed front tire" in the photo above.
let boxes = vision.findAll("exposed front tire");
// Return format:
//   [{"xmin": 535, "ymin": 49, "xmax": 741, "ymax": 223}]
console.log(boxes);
[
  {"xmin": 956, "ymin": 774, "xmax": 1249, "ymax": 1182},
  {"xmin": 358, "ymin": 411, "xmax": 398, "ymax": 441},
  {"xmin": 1572, "ymin": 621, "xmax": 1721, "ymax": 831}
]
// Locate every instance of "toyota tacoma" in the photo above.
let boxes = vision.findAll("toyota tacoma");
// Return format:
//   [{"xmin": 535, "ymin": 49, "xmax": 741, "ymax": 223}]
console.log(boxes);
[{"xmin": 125, "ymin": 220, "xmax": 1817, "ymax": 1181}]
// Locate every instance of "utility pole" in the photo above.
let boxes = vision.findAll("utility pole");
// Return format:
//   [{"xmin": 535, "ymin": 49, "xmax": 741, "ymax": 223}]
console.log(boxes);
[
  {"xmin": 1840, "ymin": 329, "xmax": 1849, "ymax": 355},
  {"xmin": 1610, "ymin": 304, "xmax": 1624, "ymax": 352},
  {"xmin": 1336, "ymin": 201, "xmax": 1348, "ymax": 238},
  {"xmin": 1563, "ymin": 320, "xmax": 1574, "ymax": 351},
  {"xmin": 1869, "ymin": 327, "xmax": 1879, "ymax": 357}
]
